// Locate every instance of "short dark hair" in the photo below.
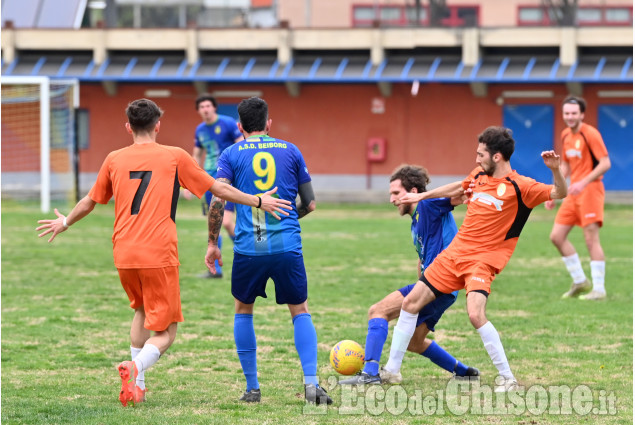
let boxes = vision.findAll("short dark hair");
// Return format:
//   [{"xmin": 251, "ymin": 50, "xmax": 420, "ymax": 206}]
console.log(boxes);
[
  {"xmin": 562, "ymin": 95, "xmax": 586, "ymax": 113},
  {"xmin": 237, "ymin": 97, "xmax": 268, "ymax": 133},
  {"xmin": 126, "ymin": 99, "xmax": 163, "ymax": 134},
  {"xmin": 390, "ymin": 164, "xmax": 430, "ymax": 193},
  {"xmin": 195, "ymin": 94, "xmax": 217, "ymax": 110},
  {"xmin": 477, "ymin": 126, "xmax": 515, "ymax": 161}
]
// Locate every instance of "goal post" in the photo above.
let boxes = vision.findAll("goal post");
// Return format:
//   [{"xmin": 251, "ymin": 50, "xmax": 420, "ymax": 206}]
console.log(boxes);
[{"xmin": 1, "ymin": 76, "xmax": 79, "ymax": 212}]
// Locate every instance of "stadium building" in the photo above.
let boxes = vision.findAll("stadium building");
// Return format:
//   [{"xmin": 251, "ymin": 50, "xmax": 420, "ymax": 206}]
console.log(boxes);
[{"xmin": 1, "ymin": 0, "xmax": 632, "ymax": 203}]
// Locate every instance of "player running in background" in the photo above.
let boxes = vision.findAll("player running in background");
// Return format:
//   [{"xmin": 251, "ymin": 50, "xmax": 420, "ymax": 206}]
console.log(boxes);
[
  {"xmin": 36, "ymin": 99, "xmax": 291, "ymax": 407},
  {"xmin": 383, "ymin": 127, "xmax": 567, "ymax": 392},
  {"xmin": 186, "ymin": 94, "xmax": 244, "ymax": 278},
  {"xmin": 207, "ymin": 96, "xmax": 332, "ymax": 405},
  {"xmin": 339, "ymin": 164, "xmax": 479, "ymax": 385},
  {"xmin": 545, "ymin": 95, "xmax": 611, "ymax": 300}
]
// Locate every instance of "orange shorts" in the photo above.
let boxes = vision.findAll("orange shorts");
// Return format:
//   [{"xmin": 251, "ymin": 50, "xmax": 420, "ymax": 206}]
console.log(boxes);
[
  {"xmin": 118, "ymin": 266, "xmax": 184, "ymax": 332},
  {"xmin": 422, "ymin": 250, "xmax": 498, "ymax": 295},
  {"xmin": 555, "ymin": 180, "xmax": 604, "ymax": 228}
]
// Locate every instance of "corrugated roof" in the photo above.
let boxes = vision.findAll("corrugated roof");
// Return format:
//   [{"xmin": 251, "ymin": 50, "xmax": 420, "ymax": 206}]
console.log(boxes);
[{"xmin": 2, "ymin": 52, "xmax": 632, "ymax": 83}]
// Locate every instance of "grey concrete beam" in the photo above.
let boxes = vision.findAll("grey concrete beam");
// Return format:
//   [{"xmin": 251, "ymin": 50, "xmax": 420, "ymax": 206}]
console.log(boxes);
[
  {"xmin": 377, "ymin": 82, "xmax": 392, "ymax": 97},
  {"xmin": 102, "ymin": 81, "xmax": 117, "ymax": 96},
  {"xmin": 566, "ymin": 82, "xmax": 584, "ymax": 96},
  {"xmin": 470, "ymin": 82, "xmax": 488, "ymax": 97},
  {"xmin": 193, "ymin": 81, "xmax": 208, "ymax": 94},
  {"xmin": 285, "ymin": 81, "xmax": 300, "ymax": 97}
]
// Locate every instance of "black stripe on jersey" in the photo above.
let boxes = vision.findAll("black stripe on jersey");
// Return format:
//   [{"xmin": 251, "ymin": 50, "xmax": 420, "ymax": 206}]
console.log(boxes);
[
  {"xmin": 474, "ymin": 171, "xmax": 487, "ymax": 180},
  {"xmin": 504, "ymin": 177, "xmax": 533, "ymax": 240},
  {"xmin": 579, "ymin": 131, "xmax": 599, "ymax": 169},
  {"xmin": 170, "ymin": 170, "xmax": 180, "ymax": 222},
  {"xmin": 561, "ymin": 131, "xmax": 599, "ymax": 169}
]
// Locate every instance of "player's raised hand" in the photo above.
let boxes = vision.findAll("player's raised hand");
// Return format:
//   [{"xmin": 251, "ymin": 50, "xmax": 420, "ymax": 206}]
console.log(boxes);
[
  {"xmin": 541, "ymin": 150, "xmax": 561, "ymax": 170},
  {"xmin": 259, "ymin": 187, "xmax": 293, "ymax": 220},
  {"xmin": 36, "ymin": 208, "xmax": 68, "ymax": 243}
]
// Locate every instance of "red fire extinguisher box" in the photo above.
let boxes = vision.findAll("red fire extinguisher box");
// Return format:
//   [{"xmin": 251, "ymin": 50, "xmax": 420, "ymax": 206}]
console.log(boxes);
[{"xmin": 367, "ymin": 138, "xmax": 387, "ymax": 163}]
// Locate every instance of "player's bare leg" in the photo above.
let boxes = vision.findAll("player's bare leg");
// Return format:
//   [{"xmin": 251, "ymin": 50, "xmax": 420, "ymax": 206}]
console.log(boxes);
[
  {"xmin": 119, "ymin": 318, "xmax": 176, "ymax": 406},
  {"xmin": 129, "ymin": 307, "xmax": 151, "ymax": 396},
  {"xmin": 384, "ymin": 283, "xmax": 436, "ymax": 378},
  {"xmin": 468, "ymin": 292, "xmax": 516, "ymax": 392},
  {"xmin": 580, "ymin": 222, "xmax": 606, "ymax": 300},
  {"xmin": 550, "ymin": 223, "xmax": 591, "ymax": 298},
  {"xmin": 340, "ymin": 292, "xmax": 404, "ymax": 385}
]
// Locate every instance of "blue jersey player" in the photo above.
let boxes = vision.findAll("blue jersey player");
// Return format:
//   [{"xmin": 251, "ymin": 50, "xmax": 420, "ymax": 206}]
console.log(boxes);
[
  {"xmin": 207, "ymin": 97, "xmax": 332, "ymax": 405},
  {"xmin": 189, "ymin": 94, "xmax": 243, "ymax": 278},
  {"xmin": 339, "ymin": 164, "xmax": 479, "ymax": 385}
]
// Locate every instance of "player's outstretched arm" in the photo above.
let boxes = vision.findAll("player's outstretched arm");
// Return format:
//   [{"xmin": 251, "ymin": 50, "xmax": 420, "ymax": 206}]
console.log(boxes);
[
  {"xmin": 210, "ymin": 182, "xmax": 292, "ymax": 220},
  {"xmin": 398, "ymin": 180, "xmax": 464, "ymax": 205},
  {"xmin": 36, "ymin": 196, "xmax": 97, "ymax": 242},
  {"xmin": 541, "ymin": 150, "xmax": 567, "ymax": 200},
  {"xmin": 258, "ymin": 187, "xmax": 293, "ymax": 219}
]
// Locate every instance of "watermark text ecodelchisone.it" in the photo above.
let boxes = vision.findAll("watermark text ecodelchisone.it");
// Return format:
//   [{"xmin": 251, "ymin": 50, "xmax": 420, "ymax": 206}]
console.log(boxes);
[{"xmin": 303, "ymin": 376, "xmax": 617, "ymax": 416}]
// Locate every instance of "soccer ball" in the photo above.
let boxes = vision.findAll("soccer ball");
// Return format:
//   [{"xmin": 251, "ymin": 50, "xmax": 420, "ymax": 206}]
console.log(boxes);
[{"xmin": 329, "ymin": 340, "xmax": 365, "ymax": 375}]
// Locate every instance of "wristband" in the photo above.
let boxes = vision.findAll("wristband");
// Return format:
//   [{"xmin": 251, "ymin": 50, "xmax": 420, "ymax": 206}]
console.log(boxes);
[
  {"xmin": 62, "ymin": 217, "xmax": 69, "ymax": 228},
  {"xmin": 256, "ymin": 196, "xmax": 262, "ymax": 209}
]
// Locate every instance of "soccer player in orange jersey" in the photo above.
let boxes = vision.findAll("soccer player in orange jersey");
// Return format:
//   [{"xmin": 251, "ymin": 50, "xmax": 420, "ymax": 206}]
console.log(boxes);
[
  {"xmin": 545, "ymin": 96, "xmax": 611, "ymax": 301},
  {"xmin": 36, "ymin": 99, "xmax": 291, "ymax": 407},
  {"xmin": 381, "ymin": 126, "xmax": 567, "ymax": 392}
]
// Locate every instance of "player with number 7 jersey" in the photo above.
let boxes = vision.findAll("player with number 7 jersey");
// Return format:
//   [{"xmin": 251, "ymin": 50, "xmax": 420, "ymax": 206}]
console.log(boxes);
[
  {"xmin": 216, "ymin": 136, "xmax": 311, "ymax": 255},
  {"xmin": 35, "ymin": 99, "xmax": 291, "ymax": 407}
]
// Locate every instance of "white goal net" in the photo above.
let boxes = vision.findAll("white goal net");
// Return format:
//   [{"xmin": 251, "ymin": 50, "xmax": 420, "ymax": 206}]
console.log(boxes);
[{"xmin": 1, "ymin": 76, "xmax": 79, "ymax": 212}]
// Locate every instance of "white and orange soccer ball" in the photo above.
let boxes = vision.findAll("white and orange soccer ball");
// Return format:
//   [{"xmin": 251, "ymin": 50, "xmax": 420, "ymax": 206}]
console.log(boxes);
[{"xmin": 329, "ymin": 340, "xmax": 365, "ymax": 375}]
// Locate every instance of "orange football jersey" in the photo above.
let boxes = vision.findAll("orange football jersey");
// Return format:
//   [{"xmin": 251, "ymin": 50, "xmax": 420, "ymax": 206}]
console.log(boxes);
[
  {"xmin": 444, "ymin": 167, "xmax": 553, "ymax": 271},
  {"xmin": 561, "ymin": 123, "xmax": 609, "ymax": 183},
  {"xmin": 88, "ymin": 143, "xmax": 215, "ymax": 268}
]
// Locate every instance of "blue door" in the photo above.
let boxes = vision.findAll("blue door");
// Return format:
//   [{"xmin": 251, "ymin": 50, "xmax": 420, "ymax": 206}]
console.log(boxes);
[
  {"xmin": 503, "ymin": 104, "xmax": 554, "ymax": 183},
  {"xmin": 598, "ymin": 104, "xmax": 633, "ymax": 190},
  {"xmin": 217, "ymin": 104, "xmax": 239, "ymax": 121}
]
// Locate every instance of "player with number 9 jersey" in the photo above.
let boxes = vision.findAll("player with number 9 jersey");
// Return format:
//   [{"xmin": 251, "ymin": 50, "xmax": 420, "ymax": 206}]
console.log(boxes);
[
  {"xmin": 216, "ymin": 136, "xmax": 311, "ymax": 256},
  {"xmin": 208, "ymin": 96, "xmax": 329, "ymax": 404}
]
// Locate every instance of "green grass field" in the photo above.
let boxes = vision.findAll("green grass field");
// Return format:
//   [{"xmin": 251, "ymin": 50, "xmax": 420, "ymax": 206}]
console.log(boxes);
[{"xmin": 2, "ymin": 199, "xmax": 632, "ymax": 424}]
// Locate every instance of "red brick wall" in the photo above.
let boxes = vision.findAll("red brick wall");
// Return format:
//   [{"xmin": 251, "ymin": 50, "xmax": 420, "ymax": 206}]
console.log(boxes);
[{"xmin": 79, "ymin": 82, "xmax": 632, "ymax": 176}]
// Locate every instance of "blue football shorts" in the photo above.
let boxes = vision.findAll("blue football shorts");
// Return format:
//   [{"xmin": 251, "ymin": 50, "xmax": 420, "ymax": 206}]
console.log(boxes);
[
  {"xmin": 231, "ymin": 250, "xmax": 308, "ymax": 305},
  {"xmin": 398, "ymin": 283, "xmax": 458, "ymax": 331},
  {"xmin": 203, "ymin": 190, "xmax": 235, "ymax": 214}
]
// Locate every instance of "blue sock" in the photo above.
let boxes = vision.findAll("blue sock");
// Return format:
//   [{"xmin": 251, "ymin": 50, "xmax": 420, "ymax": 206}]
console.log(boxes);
[
  {"xmin": 234, "ymin": 314, "xmax": 259, "ymax": 391},
  {"xmin": 362, "ymin": 318, "xmax": 388, "ymax": 376},
  {"xmin": 292, "ymin": 313, "xmax": 318, "ymax": 386},
  {"xmin": 214, "ymin": 235, "xmax": 223, "ymax": 274},
  {"xmin": 421, "ymin": 340, "xmax": 468, "ymax": 375}
]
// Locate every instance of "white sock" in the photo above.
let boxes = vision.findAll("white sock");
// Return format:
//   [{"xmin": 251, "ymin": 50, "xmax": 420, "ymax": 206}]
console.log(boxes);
[
  {"xmin": 133, "ymin": 343, "xmax": 161, "ymax": 380},
  {"xmin": 562, "ymin": 254, "xmax": 587, "ymax": 284},
  {"xmin": 590, "ymin": 261, "xmax": 606, "ymax": 293},
  {"xmin": 477, "ymin": 322, "xmax": 513, "ymax": 380},
  {"xmin": 131, "ymin": 346, "xmax": 146, "ymax": 390},
  {"xmin": 385, "ymin": 310, "xmax": 418, "ymax": 374}
]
